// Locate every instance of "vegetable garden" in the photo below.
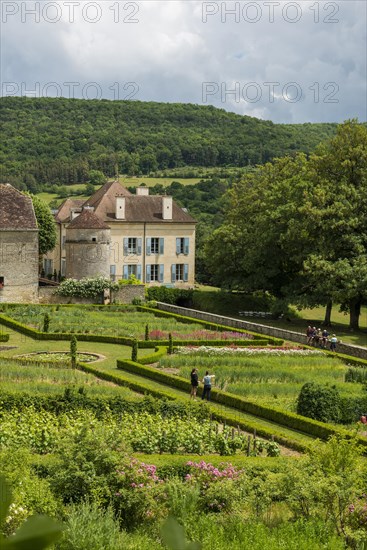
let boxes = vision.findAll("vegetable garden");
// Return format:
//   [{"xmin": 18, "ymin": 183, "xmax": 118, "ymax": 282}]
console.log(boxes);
[{"xmin": 1, "ymin": 303, "xmax": 367, "ymax": 549}]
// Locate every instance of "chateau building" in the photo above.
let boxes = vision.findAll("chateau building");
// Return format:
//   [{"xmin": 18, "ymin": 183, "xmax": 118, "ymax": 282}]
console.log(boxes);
[
  {"xmin": 44, "ymin": 181, "xmax": 196, "ymax": 287},
  {"xmin": 0, "ymin": 183, "xmax": 39, "ymax": 303}
]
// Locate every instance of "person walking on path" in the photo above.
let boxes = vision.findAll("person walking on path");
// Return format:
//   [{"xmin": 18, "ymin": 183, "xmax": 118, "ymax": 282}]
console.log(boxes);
[
  {"xmin": 202, "ymin": 371, "xmax": 215, "ymax": 401},
  {"xmin": 330, "ymin": 334, "xmax": 338, "ymax": 352},
  {"xmin": 190, "ymin": 368, "xmax": 199, "ymax": 399}
]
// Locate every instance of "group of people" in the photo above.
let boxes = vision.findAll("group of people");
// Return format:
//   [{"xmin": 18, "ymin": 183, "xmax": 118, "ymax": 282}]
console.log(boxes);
[
  {"xmin": 306, "ymin": 326, "xmax": 338, "ymax": 351},
  {"xmin": 190, "ymin": 368, "xmax": 215, "ymax": 401}
]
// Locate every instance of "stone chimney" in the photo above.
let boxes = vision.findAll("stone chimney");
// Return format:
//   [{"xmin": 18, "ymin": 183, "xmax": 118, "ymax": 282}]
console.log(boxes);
[
  {"xmin": 162, "ymin": 196, "xmax": 173, "ymax": 220},
  {"xmin": 136, "ymin": 185, "xmax": 149, "ymax": 196},
  {"xmin": 115, "ymin": 196, "xmax": 125, "ymax": 219}
]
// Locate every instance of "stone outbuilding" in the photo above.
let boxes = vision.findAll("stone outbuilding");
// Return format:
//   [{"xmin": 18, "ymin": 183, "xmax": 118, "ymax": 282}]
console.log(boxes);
[
  {"xmin": 65, "ymin": 207, "xmax": 111, "ymax": 279},
  {"xmin": 0, "ymin": 183, "xmax": 39, "ymax": 303}
]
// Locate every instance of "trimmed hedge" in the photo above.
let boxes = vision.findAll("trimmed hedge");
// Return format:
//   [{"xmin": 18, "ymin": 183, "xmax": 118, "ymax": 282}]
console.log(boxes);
[
  {"xmin": 137, "ymin": 306, "xmax": 284, "ymax": 346},
  {"xmin": 116, "ymin": 359, "xmax": 367, "ymax": 449},
  {"xmin": 0, "ymin": 333, "xmax": 9, "ymax": 342},
  {"xmin": 0, "ymin": 390, "xmax": 209, "ymax": 420},
  {"xmin": 139, "ymin": 346, "xmax": 168, "ymax": 364}
]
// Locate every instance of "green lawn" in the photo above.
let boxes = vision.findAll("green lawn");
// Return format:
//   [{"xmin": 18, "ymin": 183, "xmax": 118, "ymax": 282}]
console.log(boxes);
[{"xmin": 252, "ymin": 305, "xmax": 367, "ymax": 348}]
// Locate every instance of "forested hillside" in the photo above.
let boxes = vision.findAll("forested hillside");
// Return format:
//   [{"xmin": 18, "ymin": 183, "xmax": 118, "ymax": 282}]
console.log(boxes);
[{"xmin": 0, "ymin": 97, "xmax": 337, "ymax": 186}]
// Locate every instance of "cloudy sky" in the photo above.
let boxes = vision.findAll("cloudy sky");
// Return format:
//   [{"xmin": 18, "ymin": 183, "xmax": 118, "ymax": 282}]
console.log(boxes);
[{"xmin": 1, "ymin": 0, "xmax": 366, "ymax": 123}]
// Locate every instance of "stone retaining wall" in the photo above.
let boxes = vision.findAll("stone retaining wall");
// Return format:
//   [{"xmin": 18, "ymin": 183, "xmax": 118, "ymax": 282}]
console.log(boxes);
[
  {"xmin": 38, "ymin": 287, "xmax": 102, "ymax": 304},
  {"xmin": 111, "ymin": 285, "xmax": 145, "ymax": 304},
  {"xmin": 156, "ymin": 302, "xmax": 367, "ymax": 360}
]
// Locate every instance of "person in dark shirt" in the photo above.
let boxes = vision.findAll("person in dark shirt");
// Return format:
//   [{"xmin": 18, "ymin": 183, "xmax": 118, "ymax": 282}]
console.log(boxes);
[{"xmin": 190, "ymin": 368, "xmax": 199, "ymax": 399}]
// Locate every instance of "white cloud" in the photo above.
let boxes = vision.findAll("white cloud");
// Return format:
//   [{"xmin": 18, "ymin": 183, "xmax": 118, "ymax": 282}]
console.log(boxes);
[{"xmin": 1, "ymin": 0, "xmax": 366, "ymax": 122}]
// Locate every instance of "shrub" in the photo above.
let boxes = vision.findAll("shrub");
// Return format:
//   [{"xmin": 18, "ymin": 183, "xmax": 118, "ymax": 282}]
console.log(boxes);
[
  {"xmin": 43, "ymin": 312, "xmax": 50, "ymax": 333},
  {"xmin": 131, "ymin": 340, "xmax": 138, "ymax": 362},
  {"xmin": 55, "ymin": 502, "xmax": 123, "ymax": 550},
  {"xmin": 297, "ymin": 382, "xmax": 341, "ymax": 423},
  {"xmin": 0, "ymin": 333, "xmax": 9, "ymax": 342},
  {"xmin": 56, "ymin": 277, "xmax": 119, "ymax": 298},
  {"xmin": 70, "ymin": 336, "xmax": 77, "ymax": 368}
]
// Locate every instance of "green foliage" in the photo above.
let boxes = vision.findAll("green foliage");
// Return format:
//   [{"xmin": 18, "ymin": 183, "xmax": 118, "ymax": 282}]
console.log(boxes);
[
  {"xmin": 30, "ymin": 194, "xmax": 57, "ymax": 255},
  {"xmin": 168, "ymin": 333, "xmax": 173, "ymax": 355},
  {"xmin": 118, "ymin": 274, "xmax": 142, "ymax": 285},
  {"xmin": 88, "ymin": 170, "xmax": 107, "ymax": 186},
  {"xmin": 146, "ymin": 287, "xmax": 194, "ymax": 306},
  {"xmin": 0, "ymin": 333, "xmax": 9, "ymax": 342},
  {"xmin": 297, "ymin": 382, "xmax": 341, "ymax": 423},
  {"xmin": 56, "ymin": 277, "xmax": 119, "ymax": 298},
  {"xmin": 145, "ymin": 324, "xmax": 149, "ymax": 341},
  {"xmin": 161, "ymin": 517, "xmax": 201, "ymax": 550},
  {"xmin": 0, "ymin": 97, "xmax": 338, "ymax": 186},
  {"xmin": 0, "ymin": 475, "xmax": 63, "ymax": 550},
  {"xmin": 205, "ymin": 121, "xmax": 367, "ymax": 329},
  {"xmin": 131, "ymin": 340, "xmax": 138, "ymax": 362},
  {"xmin": 70, "ymin": 336, "xmax": 77, "ymax": 368},
  {"xmin": 43, "ymin": 313, "xmax": 50, "ymax": 334},
  {"xmin": 55, "ymin": 502, "xmax": 123, "ymax": 550}
]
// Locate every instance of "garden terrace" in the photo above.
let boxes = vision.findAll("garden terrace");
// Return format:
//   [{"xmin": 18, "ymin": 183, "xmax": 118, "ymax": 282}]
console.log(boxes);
[
  {"xmin": 158, "ymin": 348, "xmax": 363, "ymax": 412},
  {"xmin": 0, "ymin": 304, "xmax": 264, "ymax": 342}
]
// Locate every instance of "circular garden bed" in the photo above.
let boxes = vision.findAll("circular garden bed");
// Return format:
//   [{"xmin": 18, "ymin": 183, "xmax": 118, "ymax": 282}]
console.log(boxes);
[{"xmin": 15, "ymin": 351, "xmax": 103, "ymax": 363}]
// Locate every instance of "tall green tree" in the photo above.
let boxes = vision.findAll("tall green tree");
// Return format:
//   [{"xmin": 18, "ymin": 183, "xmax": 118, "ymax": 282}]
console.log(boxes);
[
  {"xmin": 205, "ymin": 121, "xmax": 367, "ymax": 329},
  {"xmin": 30, "ymin": 194, "xmax": 57, "ymax": 255}
]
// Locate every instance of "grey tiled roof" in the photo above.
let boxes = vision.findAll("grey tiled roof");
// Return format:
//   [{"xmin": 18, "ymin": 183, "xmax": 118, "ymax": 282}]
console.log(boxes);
[
  {"xmin": 67, "ymin": 209, "xmax": 110, "ymax": 230},
  {"xmin": 0, "ymin": 184, "xmax": 38, "ymax": 230}
]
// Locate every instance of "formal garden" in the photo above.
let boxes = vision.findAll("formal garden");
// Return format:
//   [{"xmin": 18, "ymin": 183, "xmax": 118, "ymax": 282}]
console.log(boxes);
[{"xmin": 1, "ymin": 303, "xmax": 367, "ymax": 549}]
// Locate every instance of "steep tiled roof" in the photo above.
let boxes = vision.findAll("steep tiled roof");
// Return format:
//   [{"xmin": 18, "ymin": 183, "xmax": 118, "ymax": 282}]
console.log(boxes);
[
  {"xmin": 67, "ymin": 208, "xmax": 110, "ymax": 230},
  {"xmin": 55, "ymin": 198, "xmax": 85, "ymax": 223},
  {"xmin": 83, "ymin": 180, "xmax": 131, "ymax": 219},
  {"xmin": 112, "ymin": 196, "xmax": 196, "ymax": 223},
  {"xmin": 0, "ymin": 184, "xmax": 38, "ymax": 230}
]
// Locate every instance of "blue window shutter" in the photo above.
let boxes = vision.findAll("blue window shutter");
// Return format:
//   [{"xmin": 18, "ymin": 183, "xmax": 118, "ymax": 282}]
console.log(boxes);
[
  {"xmin": 123, "ymin": 238, "xmax": 128, "ymax": 256},
  {"xmin": 176, "ymin": 238, "xmax": 181, "ymax": 255},
  {"xmin": 159, "ymin": 264, "xmax": 164, "ymax": 283},
  {"xmin": 123, "ymin": 265, "xmax": 128, "ymax": 279},
  {"xmin": 159, "ymin": 238, "xmax": 164, "ymax": 254},
  {"xmin": 171, "ymin": 264, "xmax": 176, "ymax": 283},
  {"xmin": 146, "ymin": 264, "xmax": 151, "ymax": 283},
  {"xmin": 146, "ymin": 238, "xmax": 151, "ymax": 256},
  {"xmin": 137, "ymin": 264, "xmax": 142, "ymax": 282},
  {"xmin": 184, "ymin": 264, "xmax": 189, "ymax": 282},
  {"xmin": 184, "ymin": 238, "xmax": 189, "ymax": 255},
  {"xmin": 137, "ymin": 238, "xmax": 142, "ymax": 255}
]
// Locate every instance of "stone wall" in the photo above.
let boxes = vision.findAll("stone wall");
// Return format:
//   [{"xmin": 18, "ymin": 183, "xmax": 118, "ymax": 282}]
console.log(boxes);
[
  {"xmin": 156, "ymin": 302, "xmax": 367, "ymax": 361},
  {"xmin": 38, "ymin": 287, "xmax": 102, "ymax": 304},
  {"xmin": 0, "ymin": 230, "xmax": 39, "ymax": 303},
  {"xmin": 111, "ymin": 285, "xmax": 145, "ymax": 304}
]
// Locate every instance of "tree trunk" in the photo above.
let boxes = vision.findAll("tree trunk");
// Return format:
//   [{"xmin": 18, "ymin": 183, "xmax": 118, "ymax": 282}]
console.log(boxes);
[
  {"xmin": 323, "ymin": 300, "xmax": 332, "ymax": 327},
  {"xmin": 349, "ymin": 297, "xmax": 362, "ymax": 330}
]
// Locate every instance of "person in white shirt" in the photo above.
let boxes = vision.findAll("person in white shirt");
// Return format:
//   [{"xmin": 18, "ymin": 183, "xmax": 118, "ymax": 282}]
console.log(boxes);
[
  {"xmin": 330, "ymin": 334, "xmax": 338, "ymax": 352},
  {"xmin": 202, "ymin": 370, "xmax": 215, "ymax": 401}
]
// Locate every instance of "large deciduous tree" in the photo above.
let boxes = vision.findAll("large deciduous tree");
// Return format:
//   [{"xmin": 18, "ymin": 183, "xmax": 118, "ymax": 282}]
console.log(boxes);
[{"xmin": 205, "ymin": 120, "xmax": 367, "ymax": 329}]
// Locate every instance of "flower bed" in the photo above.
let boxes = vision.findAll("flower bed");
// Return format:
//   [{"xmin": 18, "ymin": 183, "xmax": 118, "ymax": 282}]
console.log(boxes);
[
  {"xmin": 175, "ymin": 346, "xmax": 323, "ymax": 356},
  {"xmin": 16, "ymin": 352, "xmax": 100, "ymax": 363}
]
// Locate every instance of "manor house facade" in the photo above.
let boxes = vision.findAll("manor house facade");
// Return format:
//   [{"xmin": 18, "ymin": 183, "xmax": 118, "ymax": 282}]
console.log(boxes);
[{"xmin": 44, "ymin": 181, "xmax": 196, "ymax": 287}]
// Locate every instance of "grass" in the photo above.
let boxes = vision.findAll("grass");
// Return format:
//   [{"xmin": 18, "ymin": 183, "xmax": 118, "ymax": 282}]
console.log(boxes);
[
  {"xmin": 255, "ymin": 306, "xmax": 367, "ymax": 348},
  {"xmin": 194, "ymin": 288, "xmax": 367, "ymax": 347},
  {"xmin": 0, "ymin": 358, "xmax": 140, "ymax": 398}
]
